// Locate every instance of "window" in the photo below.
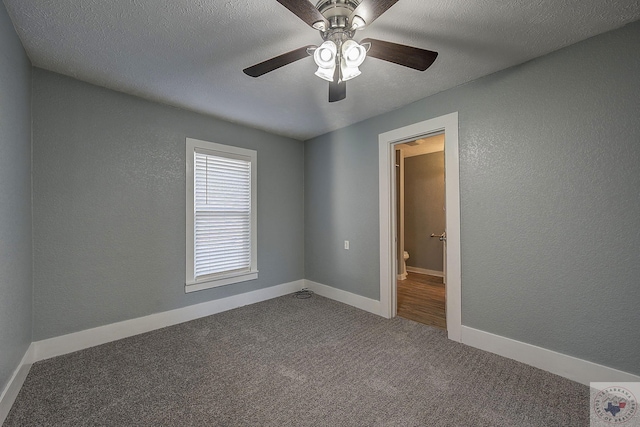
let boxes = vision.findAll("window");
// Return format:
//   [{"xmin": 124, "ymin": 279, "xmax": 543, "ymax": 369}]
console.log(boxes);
[{"xmin": 185, "ymin": 138, "xmax": 257, "ymax": 293}]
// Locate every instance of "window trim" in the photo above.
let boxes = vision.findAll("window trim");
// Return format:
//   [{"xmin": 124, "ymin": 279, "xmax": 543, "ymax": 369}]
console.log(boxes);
[{"xmin": 185, "ymin": 137, "xmax": 258, "ymax": 293}]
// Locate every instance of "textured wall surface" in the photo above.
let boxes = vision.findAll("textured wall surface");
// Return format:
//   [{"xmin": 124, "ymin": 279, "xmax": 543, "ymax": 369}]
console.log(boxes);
[
  {"xmin": 0, "ymin": 3, "xmax": 32, "ymax": 394},
  {"xmin": 32, "ymin": 69, "xmax": 304, "ymax": 340},
  {"xmin": 305, "ymin": 21, "xmax": 640, "ymax": 375},
  {"xmin": 305, "ymin": 124, "xmax": 380, "ymax": 297},
  {"xmin": 405, "ymin": 152, "xmax": 445, "ymax": 272}
]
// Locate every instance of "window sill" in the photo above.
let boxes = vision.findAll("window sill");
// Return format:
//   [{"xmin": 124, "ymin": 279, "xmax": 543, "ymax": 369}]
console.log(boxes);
[{"xmin": 185, "ymin": 271, "xmax": 258, "ymax": 293}]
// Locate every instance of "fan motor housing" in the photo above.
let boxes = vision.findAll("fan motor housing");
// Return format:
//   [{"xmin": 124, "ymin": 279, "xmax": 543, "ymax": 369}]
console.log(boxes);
[{"xmin": 316, "ymin": 0, "xmax": 359, "ymax": 29}]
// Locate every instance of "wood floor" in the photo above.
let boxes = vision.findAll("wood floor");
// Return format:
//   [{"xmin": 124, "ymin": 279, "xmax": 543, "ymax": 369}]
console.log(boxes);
[{"xmin": 397, "ymin": 272, "xmax": 446, "ymax": 329}]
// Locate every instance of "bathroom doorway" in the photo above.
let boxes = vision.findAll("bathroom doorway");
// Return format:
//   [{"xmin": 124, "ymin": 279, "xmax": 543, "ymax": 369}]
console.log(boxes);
[
  {"xmin": 395, "ymin": 134, "xmax": 446, "ymax": 329},
  {"xmin": 378, "ymin": 112, "xmax": 461, "ymax": 341}
]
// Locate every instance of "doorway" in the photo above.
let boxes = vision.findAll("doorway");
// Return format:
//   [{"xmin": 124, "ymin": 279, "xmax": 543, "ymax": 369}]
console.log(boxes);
[
  {"xmin": 378, "ymin": 112, "xmax": 461, "ymax": 342},
  {"xmin": 395, "ymin": 135, "xmax": 446, "ymax": 329}
]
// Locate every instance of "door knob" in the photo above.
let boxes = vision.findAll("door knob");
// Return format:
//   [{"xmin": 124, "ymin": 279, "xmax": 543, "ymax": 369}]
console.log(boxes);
[{"xmin": 430, "ymin": 232, "xmax": 446, "ymax": 242}]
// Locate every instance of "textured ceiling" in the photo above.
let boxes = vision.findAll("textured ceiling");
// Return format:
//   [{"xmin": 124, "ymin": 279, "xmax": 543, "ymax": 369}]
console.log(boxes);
[{"xmin": 4, "ymin": 0, "xmax": 640, "ymax": 140}]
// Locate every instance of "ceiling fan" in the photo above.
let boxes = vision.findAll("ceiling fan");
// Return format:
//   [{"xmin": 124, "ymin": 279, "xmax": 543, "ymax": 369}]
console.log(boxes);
[{"xmin": 243, "ymin": 0, "xmax": 438, "ymax": 102}]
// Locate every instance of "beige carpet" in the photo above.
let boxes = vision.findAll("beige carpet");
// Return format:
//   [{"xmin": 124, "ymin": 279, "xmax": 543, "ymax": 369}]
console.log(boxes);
[{"xmin": 5, "ymin": 294, "xmax": 589, "ymax": 426}]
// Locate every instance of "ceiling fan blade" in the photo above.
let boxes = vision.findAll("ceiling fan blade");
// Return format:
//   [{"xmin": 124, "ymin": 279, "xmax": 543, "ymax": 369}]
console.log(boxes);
[
  {"xmin": 329, "ymin": 81, "xmax": 346, "ymax": 102},
  {"xmin": 329, "ymin": 67, "xmax": 346, "ymax": 102},
  {"xmin": 243, "ymin": 45, "xmax": 315, "ymax": 77},
  {"xmin": 349, "ymin": 0, "xmax": 400, "ymax": 28},
  {"xmin": 276, "ymin": 0, "xmax": 329, "ymax": 30},
  {"xmin": 361, "ymin": 38, "xmax": 438, "ymax": 71}
]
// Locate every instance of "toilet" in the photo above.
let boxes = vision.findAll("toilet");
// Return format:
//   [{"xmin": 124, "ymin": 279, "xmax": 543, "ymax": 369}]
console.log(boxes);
[{"xmin": 399, "ymin": 251, "xmax": 410, "ymax": 280}]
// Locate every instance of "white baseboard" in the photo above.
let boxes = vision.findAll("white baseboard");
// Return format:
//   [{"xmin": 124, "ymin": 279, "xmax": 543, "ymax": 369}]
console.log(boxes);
[
  {"xmin": 302, "ymin": 281, "xmax": 640, "ymax": 387},
  {"xmin": 304, "ymin": 280, "xmax": 381, "ymax": 316},
  {"xmin": 406, "ymin": 266, "xmax": 444, "ymax": 277},
  {"xmin": 0, "ymin": 344, "xmax": 35, "ymax": 425},
  {"xmin": 7, "ymin": 279, "xmax": 638, "ymax": 422},
  {"xmin": 32, "ymin": 280, "xmax": 304, "ymax": 362},
  {"xmin": 461, "ymin": 326, "xmax": 640, "ymax": 386}
]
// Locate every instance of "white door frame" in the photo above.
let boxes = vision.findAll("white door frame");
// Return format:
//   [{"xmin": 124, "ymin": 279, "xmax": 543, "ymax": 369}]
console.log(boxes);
[{"xmin": 378, "ymin": 112, "xmax": 462, "ymax": 342}]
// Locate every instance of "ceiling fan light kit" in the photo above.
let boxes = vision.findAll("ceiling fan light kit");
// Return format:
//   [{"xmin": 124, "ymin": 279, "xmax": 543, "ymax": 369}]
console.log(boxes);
[
  {"xmin": 312, "ymin": 38, "xmax": 368, "ymax": 82},
  {"xmin": 244, "ymin": 0, "xmax": 438, "ymax": 102}
]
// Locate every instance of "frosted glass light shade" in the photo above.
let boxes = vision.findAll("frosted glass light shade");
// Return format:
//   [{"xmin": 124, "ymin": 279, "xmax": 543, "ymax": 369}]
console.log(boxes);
[
  {"xmin": 340, "ymin": 40, "xmax": 367, "ymax": 81},
  {"xmin": 315, "ymin": 66, "xmax": 336, "ymax": 82},
  {"xmin": 313, "ymin": 41, "xmax": 338, "ymax": 82},
  {"xmin": 342, "ymin": 40, "xmax": 366, "ymax": 68},
  {"xmin": 340, "ymin": 62, "xmax": 361, "ymax": 81},
  {"xmin": 314, "ymin": 41, "xmax": 337, "ymax": 68}
]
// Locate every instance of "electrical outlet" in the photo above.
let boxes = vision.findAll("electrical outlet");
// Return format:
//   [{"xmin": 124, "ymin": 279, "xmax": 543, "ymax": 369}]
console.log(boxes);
[{"xmin": 344, "ymin": 240, "xmax": 349, "ymax": 250}]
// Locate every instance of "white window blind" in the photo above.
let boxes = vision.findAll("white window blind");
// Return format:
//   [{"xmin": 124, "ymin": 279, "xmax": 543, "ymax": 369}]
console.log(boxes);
[
  {"xmin": 194, "ymin": 151, "xmax": 252, "ymax": 280},
  {"xmin": 186, "ymin": 138, "xmax": 257, "ymax": 293}
]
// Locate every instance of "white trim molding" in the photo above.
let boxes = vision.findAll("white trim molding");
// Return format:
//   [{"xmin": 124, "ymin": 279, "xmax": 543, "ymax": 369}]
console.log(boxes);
[
  {"xmin": 32, "ymin": 280, "xmax": 304, "ymax": 362},
  {"xmin": 379, "ymin": 112, "xmax": 462, "ymax": 342},
  {"xmin": 305, "ymin": 280, "xmax": 381, "ymax": 316},
  {"xmin": 406, "ymin": 266, "xmax": 444, "ymax": 277},
  {"xmin": 461, "ymin": 326, "xmax": 640, "ymax": 386},
  {"xmin": 0, "ymin": 344, "xmax": 35, "ymax": 425}
]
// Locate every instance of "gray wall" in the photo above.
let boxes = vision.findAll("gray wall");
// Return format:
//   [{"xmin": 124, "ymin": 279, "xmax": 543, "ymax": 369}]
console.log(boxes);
[
  {"xmin": 305, "ymin": 21, "xmax": 640, "ymax": 375},
  {"xmin": 404, "ymin": 152, "xmax": 445, "ymax": 272},
  {"xmin": 0, "ymin": 3, "xmax": 32, "ymax": 393},
  {"xmin": 32, "ymin": 69, "xmax": 304, "ymax": 340},
  {"xmin": 304, "ymin": 124, "xmax": 379, "ymax": 297}
]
